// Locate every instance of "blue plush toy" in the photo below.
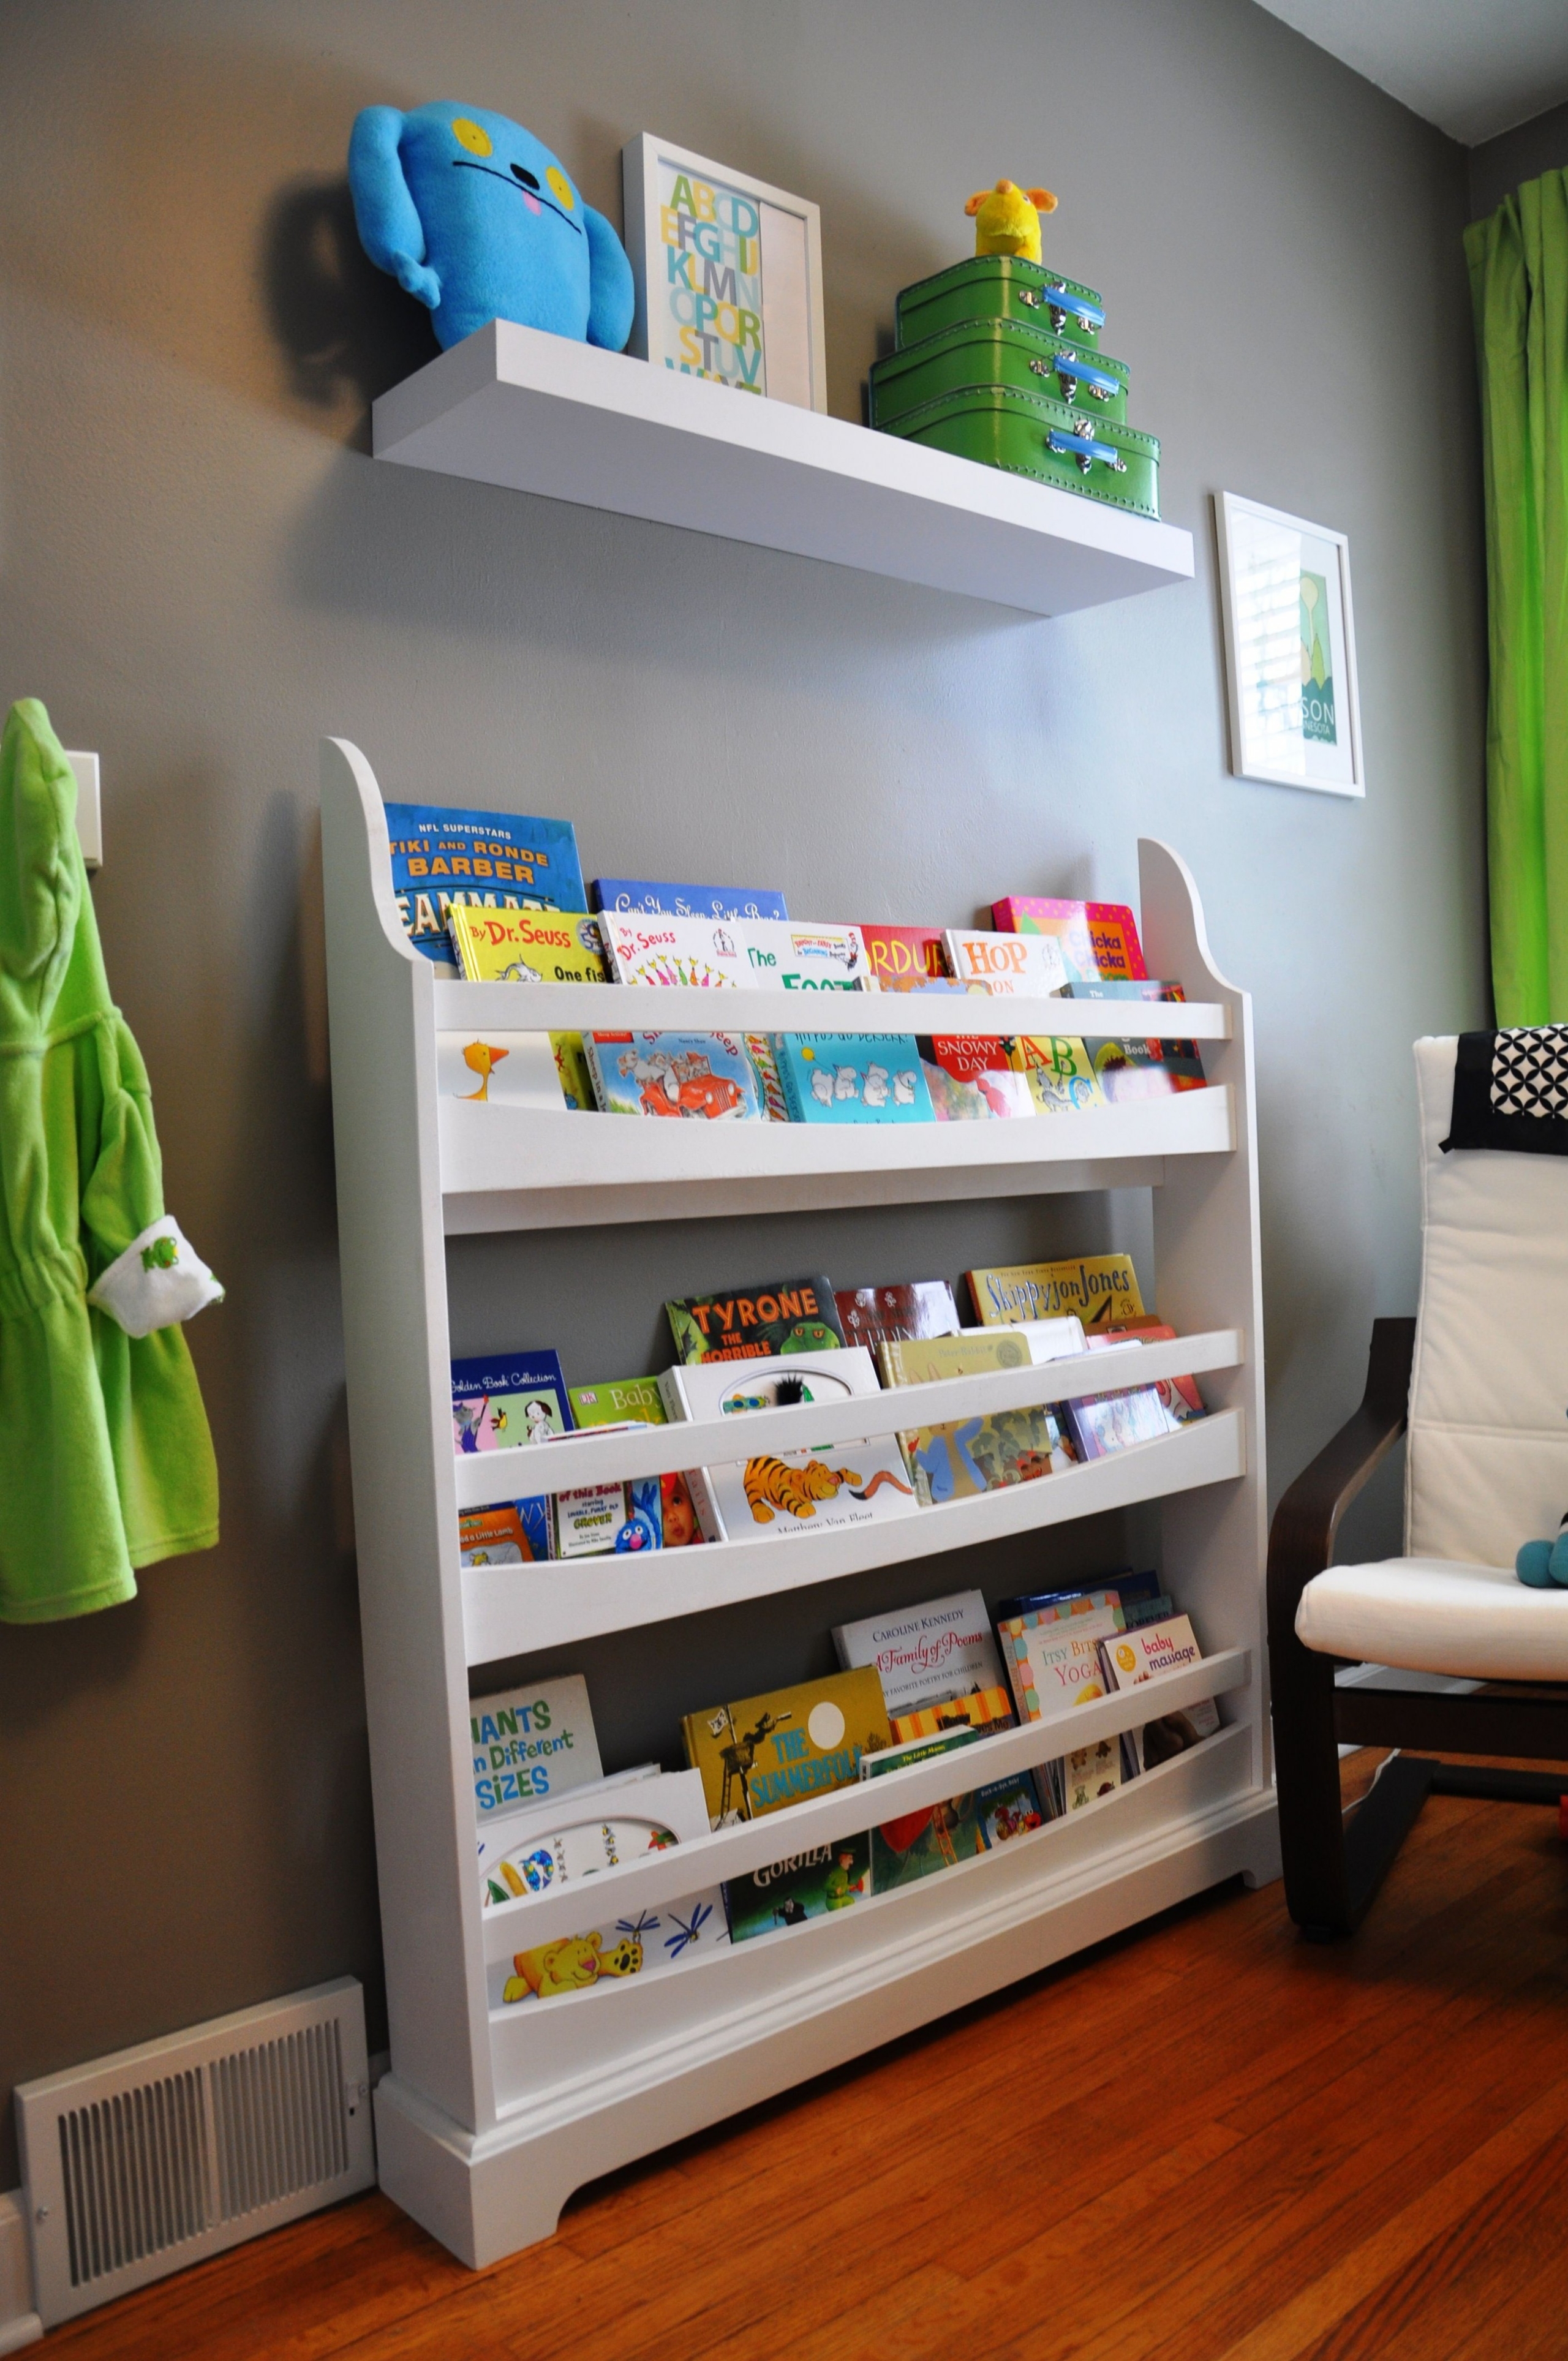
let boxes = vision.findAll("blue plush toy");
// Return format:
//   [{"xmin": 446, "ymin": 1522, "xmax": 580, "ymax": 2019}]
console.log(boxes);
[
  {"xmin": 1517, "ymin": 1513, "xmax": 1568, "ymax": 1586},
  {"xmin": 347, "ymin": 102, "xmax": 635, "ymax": 353}
]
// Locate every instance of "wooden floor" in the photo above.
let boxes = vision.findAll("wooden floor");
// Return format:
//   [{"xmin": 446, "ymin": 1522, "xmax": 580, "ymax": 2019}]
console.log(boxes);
[{"xmin": 46, "ymin": 1757, "xmax": 1568, "ymax": 2361}]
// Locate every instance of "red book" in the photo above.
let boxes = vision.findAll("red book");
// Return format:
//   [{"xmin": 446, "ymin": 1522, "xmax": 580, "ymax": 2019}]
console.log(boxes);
[
  {"xmin": 989, "ymin": 897, "xmax": 1147, "ymax": 983},
  {"xmin": 857, "ymin": 924, "xmax": 952, "ymax": 991},
  {"xmin": 835, "ymin": 1282, "xmax": 961, "ymax": 1351}
]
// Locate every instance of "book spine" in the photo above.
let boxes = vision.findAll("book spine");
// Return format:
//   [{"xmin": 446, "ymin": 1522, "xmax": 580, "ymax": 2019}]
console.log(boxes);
[
  {"xmin": 655, "ymin": 1366, "xmax": 688, "ymax": 1423},
  {"xmin": 684, "ymin": 1464, "xmax": 727, "ymax": 1545},
  {"xmin": 770, "ymin": 1037, "xmax": 807, "ymax": 1124},
  {"xmin": 580, "ymin": 1033, "xmax": 614, "ymax": 1112}
]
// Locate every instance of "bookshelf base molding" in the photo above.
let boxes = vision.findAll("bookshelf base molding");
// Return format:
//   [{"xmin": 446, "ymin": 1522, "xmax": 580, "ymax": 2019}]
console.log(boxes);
[{"xmin": 377, "ymin": 1755, "xmax": 1278, "ymax": 2268}]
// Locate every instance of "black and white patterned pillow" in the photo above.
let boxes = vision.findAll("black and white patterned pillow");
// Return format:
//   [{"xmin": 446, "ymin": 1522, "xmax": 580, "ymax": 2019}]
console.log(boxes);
[{"xmin": 1444, "ymin": 1028, "xmax": 1568, "ymax": 1154}]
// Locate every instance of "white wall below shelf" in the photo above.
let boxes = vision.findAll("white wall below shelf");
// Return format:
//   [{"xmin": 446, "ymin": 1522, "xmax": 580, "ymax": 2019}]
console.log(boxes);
[
  {"xmin": 463, "ymin": 1407, "xmax": 1245, "ymax": 1660},
  {"xmin": 372, "ymin": 320, "xmax": 1195, "ymax": 617}
]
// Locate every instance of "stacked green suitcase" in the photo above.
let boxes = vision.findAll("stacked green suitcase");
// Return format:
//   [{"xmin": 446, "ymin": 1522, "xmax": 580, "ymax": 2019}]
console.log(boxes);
[{"xmin": 870, "ymin": 256, "xmax": 1159, "ymax": 521}]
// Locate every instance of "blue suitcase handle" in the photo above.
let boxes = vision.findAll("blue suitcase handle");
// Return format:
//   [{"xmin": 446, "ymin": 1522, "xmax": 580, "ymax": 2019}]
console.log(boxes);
[
  {"xmin": 1017, "ymin": 282, "xmax": 1106, "ymax": 332},
  {"xmin": 1030, "ymin": 353, "xmax": 1119, "ymax": 401},
  {"xmin": 1047, "ymin": 427, "xmax": 1128, "ymax": 476}
]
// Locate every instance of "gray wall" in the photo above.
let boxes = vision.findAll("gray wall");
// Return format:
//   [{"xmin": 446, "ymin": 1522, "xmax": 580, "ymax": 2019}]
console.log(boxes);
[
  {"xmin": 0, "ymin": 0, "xmax": 1486, "ymax": 2185},
  {"xmin": 1471, "ymin": 96, "xmax": 1568, "ymax": 220}
]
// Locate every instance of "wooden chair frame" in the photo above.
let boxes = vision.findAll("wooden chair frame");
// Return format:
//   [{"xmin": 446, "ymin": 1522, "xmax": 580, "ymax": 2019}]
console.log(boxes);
[{"xmin": 1267, "ymin": 1316, "xmax": 1568, "ymax": 1938}]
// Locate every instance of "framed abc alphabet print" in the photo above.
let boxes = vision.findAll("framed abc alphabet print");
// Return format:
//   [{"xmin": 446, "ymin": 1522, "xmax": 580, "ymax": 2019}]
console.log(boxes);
[
  {"xmin": 622, "ymin": 133, "xmax": 826, "ymax": 412},
  {"xmin": 1215, "ymin": 492, "xmax": 1365, "ymax": 797}
]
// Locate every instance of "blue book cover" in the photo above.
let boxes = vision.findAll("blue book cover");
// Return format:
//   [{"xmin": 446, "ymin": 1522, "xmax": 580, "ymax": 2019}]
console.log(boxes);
[
  {"xmin": 590, "ymin": 876, "xmax": 790, "ymax": 921},
  {"xmin": 772, "ymin": 1034, "xmax": 934, "ymax": 1124},
  {"xmin": 386, "ymin": 802, "xmax": 586, "ymax": 964},
  {"xmin": 451, "ymin": 1350, "xmax": 573, "ymax": 1453}
]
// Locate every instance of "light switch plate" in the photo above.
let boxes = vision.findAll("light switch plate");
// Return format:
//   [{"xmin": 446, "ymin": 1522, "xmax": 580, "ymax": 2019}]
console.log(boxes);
[{"xmin": 66, "ymin": 752, "xmax": 101, "ymax": 870}]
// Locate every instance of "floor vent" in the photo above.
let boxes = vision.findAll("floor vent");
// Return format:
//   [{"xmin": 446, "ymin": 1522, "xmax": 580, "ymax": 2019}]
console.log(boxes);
[{"xmin": 17, "ymin": 1978, "xmax": 374, "ymax": 2327}]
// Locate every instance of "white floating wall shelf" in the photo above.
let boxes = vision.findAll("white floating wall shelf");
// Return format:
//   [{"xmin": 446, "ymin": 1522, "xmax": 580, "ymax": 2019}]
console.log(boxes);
[{"xmin": 372, "ymin": 321, "xmax": 1195, "ymax": 617}]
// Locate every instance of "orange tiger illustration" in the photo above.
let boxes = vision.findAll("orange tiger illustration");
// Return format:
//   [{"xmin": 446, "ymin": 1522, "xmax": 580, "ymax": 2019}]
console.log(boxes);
[{"xmin": 741, "ymin": 1457, "xmax": 913, "ymax": 1524}]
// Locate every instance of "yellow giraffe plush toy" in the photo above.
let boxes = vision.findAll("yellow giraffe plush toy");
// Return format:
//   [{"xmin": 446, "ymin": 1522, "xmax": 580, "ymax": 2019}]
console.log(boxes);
[{"xmin": 965, "ymin": 180, "xmax": 1058, "ymax": 266}]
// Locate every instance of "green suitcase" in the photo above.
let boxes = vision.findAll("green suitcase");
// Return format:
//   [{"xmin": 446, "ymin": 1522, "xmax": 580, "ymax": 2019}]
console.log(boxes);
[
  {"xmin": 881, "ymin": 382, "xmax": 1160, "ymax": 520},
  {"xmin": 895, "ymin": 255, "xmax": 1106, "ymax": 350},
  {"xmin": 869, "ymin": 317, "xmax": 1129, "ymax": 430}
]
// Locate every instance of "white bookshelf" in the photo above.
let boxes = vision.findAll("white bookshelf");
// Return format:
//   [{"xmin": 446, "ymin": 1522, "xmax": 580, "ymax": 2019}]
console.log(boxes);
[
  {"xmin": 320, "ymin": 736, "xmax": 1278, "ymax": 2268},
  {"xmin": 371, "ymin": 320, "xmax": 1194, "ymax": 619}
]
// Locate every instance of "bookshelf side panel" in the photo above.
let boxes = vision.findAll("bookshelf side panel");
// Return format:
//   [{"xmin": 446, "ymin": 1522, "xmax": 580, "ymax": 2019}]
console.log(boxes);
[
  {"xmin": 1140, "ymin": 838, "xmax": 1271, "ymax": 1793},
  {"xmin": 320, "ymin": 736, "xmax": 494, "ymax": 2129}
]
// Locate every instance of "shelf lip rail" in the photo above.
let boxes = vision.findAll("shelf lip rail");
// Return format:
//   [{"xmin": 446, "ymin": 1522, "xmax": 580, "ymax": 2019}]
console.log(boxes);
[
  {"xmin": 431, "ymin": 977, "xmax": 1232, "ymax": 1042},
  {"xmin": 453, "ymin": 1327, "xmax": 1242, "ymax": 1503},
  {"xmin": 477, "ymin": 1646, "xmax": 1251, "ymax": 1960},
  {"xmin": 461, "ymin": 1407, "xmax": 1246, "ymax": 1660}
]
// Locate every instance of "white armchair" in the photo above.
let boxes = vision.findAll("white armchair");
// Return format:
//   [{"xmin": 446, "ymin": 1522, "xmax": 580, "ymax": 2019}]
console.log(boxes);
[{"xmin": 1268, "ymin": 1036, "xmax": 1568, "ymax": 1936}]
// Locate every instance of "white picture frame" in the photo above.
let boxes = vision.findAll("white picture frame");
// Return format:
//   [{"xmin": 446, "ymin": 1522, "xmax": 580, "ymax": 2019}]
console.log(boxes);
[
  {"xmin": 1214, "ymin": 491, "xmax": 1365, "ymax": 798},
  {"xmin": 621, "ymin": 132, "xmax": 826, "ymax": 413}
]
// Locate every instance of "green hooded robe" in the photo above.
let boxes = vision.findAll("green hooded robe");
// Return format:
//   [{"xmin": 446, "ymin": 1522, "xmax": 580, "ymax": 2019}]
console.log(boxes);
[{"xmin": 0, "ymin": 699, "xmax": 219, "ymax": 1620}]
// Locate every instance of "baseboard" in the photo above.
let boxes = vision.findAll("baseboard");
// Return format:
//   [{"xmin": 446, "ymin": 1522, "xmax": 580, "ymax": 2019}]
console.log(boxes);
[{"xmin": 0, "ymin": 2194, "xmax": 41, "ymax": 2352}]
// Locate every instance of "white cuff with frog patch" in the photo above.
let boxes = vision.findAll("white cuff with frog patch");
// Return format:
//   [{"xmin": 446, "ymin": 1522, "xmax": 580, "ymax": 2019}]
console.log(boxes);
[{"xmin": 86, "ymin": 1216, "xmax": 225, "ymax": 1338}]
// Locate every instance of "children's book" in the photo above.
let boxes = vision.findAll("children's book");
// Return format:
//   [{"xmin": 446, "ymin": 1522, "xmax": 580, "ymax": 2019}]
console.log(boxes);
[
  {"xmin": 834, "ymin": 1282, "xmax": 960, "ymax": 1353},
  {"xmin": 478, "ymin": 1766, "xmax": 709, "ymax": 1906},
  {"xmin": 877, "ymin": 1328, "xmax": 1031, "ymax": 1385},
  {"xmin": 1101, "ymin": 1616, "xmax": 1222, "ymax": 1767},
  {"xmin": 665, "ymin": 1276, "xmax": 845, "ymax": 1364},
  {"xmin": 582, "ymin": 1030, "xmax": 764, "ymax": 1121},
  {"xmin": 458, "ymin": 1501, "xmax": 546, "ymax": 1567},
  {"xmin": 944, "ymin": 928, "xmax": 1068, "ymax": 996},
  {"xmin": 989, "ymin": 897, "xmax": 1147, "ymax": 984},
  {"xmin": 552, "ymin": 1475, "xmax": 662, "ymax": 1558},
  {"xmin": 385, "ymin": 802, "xmax": 586, "ymax": 966},
  {"xmin": 550, "ymin": 1031, "xmax": 594, "ymax": 1110},
  {"xmin": 1063, "ymin": 978, "xmax": 1185, "ymax": 1003},
  {"xmin": 978, "ymin": 1771, "xmax": 1053, "ymax": 1842},
  {"xmin": 682, "ymin": 1668, "xmax": 892, "ymax": 1828},
  {"xmin": 771, "ymin": 1034, "xmax": 933, "ymax": 1123},
  {"xmin": 568, "ymin": 1377, "xmax": 704, "ymax": 1549},
  {"xmin": 590, "ymin": 878, "xmax": 790, "ymax": 921},
  {"xmin": 907, "ymin": 1403, "xmax": 1079, "ymax": 1505},
  {"xmin": 1060, "ymin": 1384, "xmax": 1181, "ymax": 1461},
  {"xmin": 451, "ymin": 1349, "xmax": 572, "ymax": 1452},
  {"xmin": 448, "ymin": 905, "xmax": 608, "ymax": 986},
  {"xmin": 854, "ymin": 924, "xmax": 952, "ymax": 992},
  {"xmin": 994, "ymin": 1568, "xmax": 1153, "ymax": 1624},
  {"xmin": 723, "ymin": 1833, "xmax": 871, "ymax": 1941},
  {"xmin": 569, "ymin": 1377, "xmax": 666, "ymax": 1428},
  {"xmin": 919, "ymin": 1034, "xmax": 1035, "ymax": 1120},
  {"xmin": 1008, "ymin": 1035, "xmax": 1107, "ymax": 1115},
  {"xmin": 737, "ymin": 920, "xmax": 875, "ymax": 992},
  {"xmin": 660, "ymin": 1348, "xmax": 917, "ymax": 1545},
  {"xmin": 470, "ymin": 1673, "xmax": 602, "ymax": 1821},
  {"xmin": 1063, "ymin": 1734, "xmax": 1123, "ymax": 1812},
  {"xmin": 435, "ymin": 1030, "xmax": 567, "ymax": 1110},
  {"xmin": 861, "ymin": 1729, "xmax": 990, "ymax": 1892},
  {"xmin": 876, "ymin": 1323, "xmax": 1086, "ymax": 1385},
  {"xmin": 599, "ymin": 911, "xmax": 750, "ymax": 990},
  {"xmin": 744, "ymin": 1033, "xmax": 791, "ymax": 1121},
  {"xmin": 491, "ymin": 1885, "xmax": 730, "ymax": 2005},
  {"xmin": 1082, "ymin": 1035, "xmax": 1207, "ymax": 1098},
  {"xmin": 996, "ymin": 1595, "xmax": 1126, "ymax": 1725},
  {"xmin": 967, "ymin": 1254, "xmax": 1145, "ymax": 1330},
  {"xmin": 1098, "ymin": 1325, "xmax": 1207, "ymax": 1425},
  {"xmin": 831, "ymin": 1589, "xmax": 1011, "ymax": 1723}
]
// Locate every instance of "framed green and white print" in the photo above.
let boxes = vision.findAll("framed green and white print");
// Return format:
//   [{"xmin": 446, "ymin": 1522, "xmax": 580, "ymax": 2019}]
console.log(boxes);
[{"xmin": 1215, "ymin": 492, "xmax": 1364, "ymax": 797}]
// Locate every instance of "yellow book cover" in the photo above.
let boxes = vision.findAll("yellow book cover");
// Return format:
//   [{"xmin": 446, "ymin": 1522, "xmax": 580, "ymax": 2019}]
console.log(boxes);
[
  {"xmin": 967, "ymin": 1255, "xmax": 1145, "ymax": 1330},
  {"xmin": 1009, "ymin": 1036, "xmax": 1108, "ymax": 1116},
  {"xmin": 449, "ymin": 905, "xmax": 608, "ymax": 985},
  {"xmin": 877, "ymin": 1330, "xmax": 1033, "ymax": 1387},
  {"xmin": 890, "ymin": 1684, "xmax": 1014, "ymax": 1744},
  {"xmin": 680, "ymin": 1668, "xmax": 891, "ymax": 1828},
  {"xmin": 550, "ymin": 1030, "xmax": 595, "ymax": 1108}
]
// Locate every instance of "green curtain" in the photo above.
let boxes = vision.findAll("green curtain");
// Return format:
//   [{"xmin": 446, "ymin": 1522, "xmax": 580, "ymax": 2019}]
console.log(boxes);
[{"xmin": 1466, "ymin": 171, "xmax": 1568, "ymax": 1025}]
